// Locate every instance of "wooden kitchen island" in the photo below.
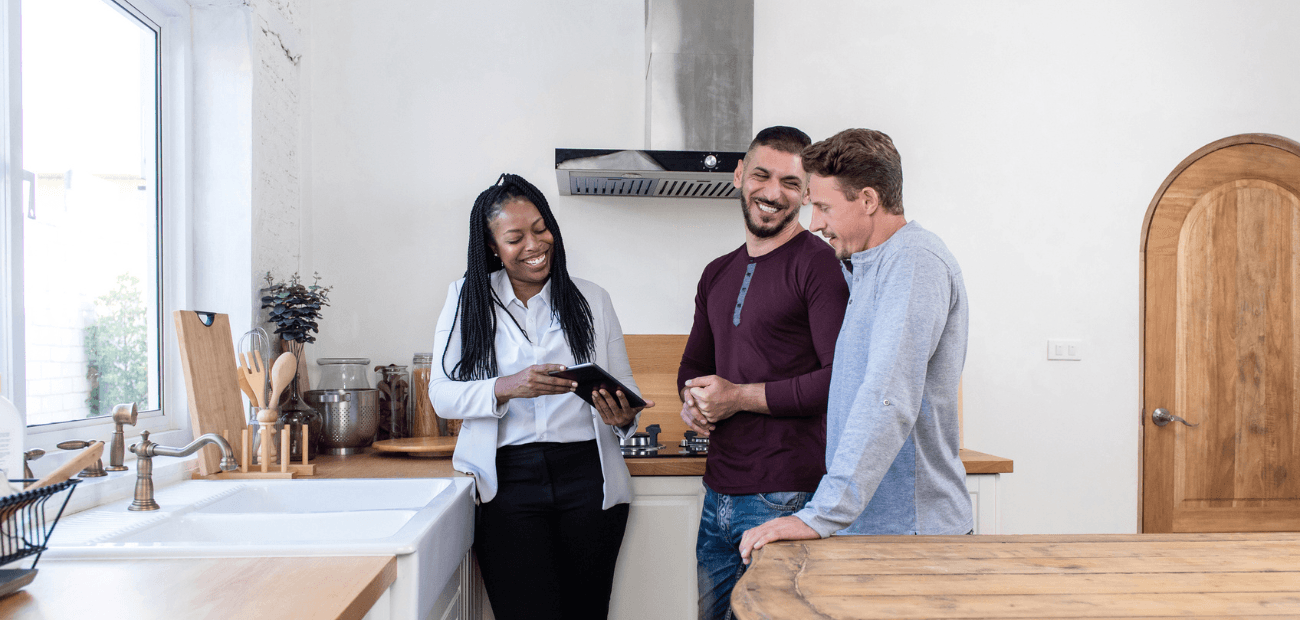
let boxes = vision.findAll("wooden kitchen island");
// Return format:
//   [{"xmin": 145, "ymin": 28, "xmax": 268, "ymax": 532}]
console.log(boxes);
[{"xmin": 732, "ymin": 532, "xmax": 1300, "ymax": 619}]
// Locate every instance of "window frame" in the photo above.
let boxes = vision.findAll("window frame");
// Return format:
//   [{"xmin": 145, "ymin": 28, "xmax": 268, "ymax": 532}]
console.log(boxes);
[{"xmin": 3, "ymin": 0, "xmax": 194, "ymax": 452}]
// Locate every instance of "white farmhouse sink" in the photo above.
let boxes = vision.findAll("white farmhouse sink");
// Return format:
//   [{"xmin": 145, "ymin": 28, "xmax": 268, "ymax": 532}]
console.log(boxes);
[
  {"xmin": 45, "ymin": 477, "xmax": 476, "ymax": 620},
  {"xmin": 194, "ymin": 478, "xmax": 451, "ymax": 514},
  {"xmin": 110, "ymin": 510, "xmax": 419, "ymax": 544}
]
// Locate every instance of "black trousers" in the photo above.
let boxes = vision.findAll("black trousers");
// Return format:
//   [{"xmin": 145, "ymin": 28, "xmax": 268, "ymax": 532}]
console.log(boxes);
[{"xmin": 475, "ymin": 440, "xmax": 630, "ymax": 620}]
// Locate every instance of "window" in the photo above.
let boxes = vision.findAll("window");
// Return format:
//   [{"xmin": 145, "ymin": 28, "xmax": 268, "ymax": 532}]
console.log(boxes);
[{"xmin": 2, "ymin": 0, "xmax": 184, "ymax": 446}]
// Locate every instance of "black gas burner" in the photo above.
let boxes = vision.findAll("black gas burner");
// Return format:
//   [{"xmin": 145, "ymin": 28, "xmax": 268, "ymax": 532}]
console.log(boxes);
[
  {"xmin": 619, "ymin": 424, "xmax": 708, "ymax": 458},
  {"xmin": 621, "ymin": 446, "xmax": 665, "ymax": 457},
  {"xmin": 679, "ymin": 430, "xmax": 709, "ymax": 456}
]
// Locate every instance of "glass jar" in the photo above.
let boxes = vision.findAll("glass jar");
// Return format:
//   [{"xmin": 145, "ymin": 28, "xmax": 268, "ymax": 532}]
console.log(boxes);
[
  {"xmin": 316, "ymin": 358, "xmax": 372, "ymax": 390},
  {"xmin": 374, "ymin": 364, "xmax": 410, "ymax": 441},
  {"xmin": 411, "ymin": 353, "xmax": 454, "ymax": 437}
]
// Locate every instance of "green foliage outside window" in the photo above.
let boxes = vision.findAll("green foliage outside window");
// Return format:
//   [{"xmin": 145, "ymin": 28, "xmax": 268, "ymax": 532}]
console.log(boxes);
[{"xmin": 84, "ymin": 274, "xmax": 148, "ymax": 417}]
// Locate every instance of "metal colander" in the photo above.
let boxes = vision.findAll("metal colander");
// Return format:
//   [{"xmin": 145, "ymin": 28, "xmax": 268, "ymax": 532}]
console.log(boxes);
[{"xmin": 304, "ymin": 389, "xmax": 379, "ymax": 455}]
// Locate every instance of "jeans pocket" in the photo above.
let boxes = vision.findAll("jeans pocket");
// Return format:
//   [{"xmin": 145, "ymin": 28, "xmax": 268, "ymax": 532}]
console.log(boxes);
[{"xmin": 756, "ymin": 491, "xmax": 809, "ymax": 512}]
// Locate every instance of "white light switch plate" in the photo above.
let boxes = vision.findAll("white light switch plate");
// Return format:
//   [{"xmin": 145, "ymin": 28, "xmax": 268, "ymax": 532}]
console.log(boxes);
[{"xmin": 1047, "ymin": 339, "xmax": 1082, "ymax": 361}]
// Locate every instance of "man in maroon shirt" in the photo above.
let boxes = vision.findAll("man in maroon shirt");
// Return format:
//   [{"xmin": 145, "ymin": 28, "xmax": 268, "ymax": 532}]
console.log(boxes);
[{"xmin": 678, "ymin": 126, "xmax": 849, "ymax": 620}]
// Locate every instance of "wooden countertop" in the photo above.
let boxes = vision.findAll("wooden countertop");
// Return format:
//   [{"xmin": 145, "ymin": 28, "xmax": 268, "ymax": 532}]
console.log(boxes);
[
  {"xmin": 732, "ymin": 533, "xmax": 1300, "ymax": 619},
  {"xmin": 0, "ymin": 556, "xmax": 396, "ymax": 620},
  {"xmin": 306, "ymin": 447, "xmax": 1012, "ymax": 478}
]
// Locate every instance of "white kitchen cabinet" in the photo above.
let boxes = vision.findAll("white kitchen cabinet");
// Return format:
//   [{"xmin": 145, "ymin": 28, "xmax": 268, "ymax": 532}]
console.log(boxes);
[
  {"xmin": 966, "ymin": 473, "xmax": 1000, "ymax": 534},
  {"xmin": 609, "ymin": 475, "xmax": 706, "ymax": 620},
  {"xmin": 472, "ymin": 476, "xmax": 705, "ymax": 620},
  {"xmin": 365, "ymin": 551, "xmax": 481, "ymax": 620}
]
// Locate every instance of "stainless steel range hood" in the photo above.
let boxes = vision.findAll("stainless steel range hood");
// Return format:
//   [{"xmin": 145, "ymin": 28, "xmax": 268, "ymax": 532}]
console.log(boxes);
[{"xmin": 556, "ymin": 0, "xmax": 752, "ymax": 199}]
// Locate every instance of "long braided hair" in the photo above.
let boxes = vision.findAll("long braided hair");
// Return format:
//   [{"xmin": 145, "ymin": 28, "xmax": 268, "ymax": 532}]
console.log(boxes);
[{"xmin": 443, "ymin": 173, "xmax": 596, "ymax": 381}]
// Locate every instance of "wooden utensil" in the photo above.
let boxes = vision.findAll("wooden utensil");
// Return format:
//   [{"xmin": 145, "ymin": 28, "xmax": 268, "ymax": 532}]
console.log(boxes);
[
  {"xmin": 242, "ymin": 351, "xmax": 267, "ymax": 408},
  {"xmin": 268, "ymin": 352, "xmax": 297, "ymax": 407},
  {"xmin": 174, "ymin": 311, "xmax": 250, "ymax": 475},
  {"xmin": 236, "ymin": 369, "xmax": 258, "ymax": 406},
  {"xmin": 30, "ymin": 441, "xmax": 104, "ymax": 490}
]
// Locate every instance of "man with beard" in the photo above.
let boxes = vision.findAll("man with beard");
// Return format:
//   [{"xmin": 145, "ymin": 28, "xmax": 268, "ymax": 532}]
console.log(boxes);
[{"xmin": 677, "ymin": 126, "xmax": 849, "ymax": 620}]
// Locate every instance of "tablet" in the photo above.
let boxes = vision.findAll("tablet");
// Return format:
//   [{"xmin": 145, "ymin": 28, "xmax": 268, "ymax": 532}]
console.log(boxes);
[{"xmin": 547, "ymin": 363, "xmax": 647, "ymax": 409}]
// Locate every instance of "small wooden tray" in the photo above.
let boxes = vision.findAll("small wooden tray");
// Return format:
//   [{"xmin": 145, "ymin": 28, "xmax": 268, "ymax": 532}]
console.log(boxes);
[{"xmin": 370, "ymin": 436, "xmax": 457, "ymax": 458}]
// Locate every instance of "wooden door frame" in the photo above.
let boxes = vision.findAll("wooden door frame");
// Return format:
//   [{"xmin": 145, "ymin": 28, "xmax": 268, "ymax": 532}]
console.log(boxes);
[{"xmin": 1138, "ymin": 133, "xmax": 1300, "ymax": 532}]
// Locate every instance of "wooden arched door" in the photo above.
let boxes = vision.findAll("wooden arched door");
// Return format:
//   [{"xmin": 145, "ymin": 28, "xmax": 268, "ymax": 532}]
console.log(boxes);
[{"xmin": 1141, "ymin": 134, "xmax": 1300, "ymax": 532}]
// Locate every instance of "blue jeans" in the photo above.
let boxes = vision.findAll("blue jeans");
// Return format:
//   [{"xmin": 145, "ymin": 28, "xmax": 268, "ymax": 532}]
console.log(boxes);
[{"xmin": 696, "ymin": 484, "xmax": 812, "ymax": 620}]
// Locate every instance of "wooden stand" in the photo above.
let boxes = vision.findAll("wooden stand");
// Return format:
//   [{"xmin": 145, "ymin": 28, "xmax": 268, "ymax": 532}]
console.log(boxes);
[{"xmin": 192, "ymin": 408, "xmax": 316, "ymax": 480}]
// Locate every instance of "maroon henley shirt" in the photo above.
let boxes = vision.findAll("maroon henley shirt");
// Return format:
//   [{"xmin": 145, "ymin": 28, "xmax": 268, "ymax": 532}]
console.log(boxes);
[{"xmin": 677, "ymin": 230, "xmax": 849, "ymax": 495}]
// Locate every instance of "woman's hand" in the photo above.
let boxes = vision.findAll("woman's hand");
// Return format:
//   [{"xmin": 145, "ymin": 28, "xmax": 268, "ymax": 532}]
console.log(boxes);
[
  {"xmin": 593, "ymin": 388, "xmax": 654, "ymax": 428},
  {"xmin": 494, "ymin": 364, "xmax": 577, "ymax": 403}
]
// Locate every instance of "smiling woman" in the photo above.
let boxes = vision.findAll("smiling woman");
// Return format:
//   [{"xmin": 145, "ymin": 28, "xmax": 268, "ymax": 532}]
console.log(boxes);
[{"xmin": 427, "ymin": 173, "xmax": 653, "ymax": 620}]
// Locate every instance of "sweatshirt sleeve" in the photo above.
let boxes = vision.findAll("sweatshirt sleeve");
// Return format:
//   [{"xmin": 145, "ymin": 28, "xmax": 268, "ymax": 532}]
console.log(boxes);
[
  {"xmin": 427, "ymin": 280, "xmax": 510, "ymax": 421},
  {"xmin": 762, "ymin": 250, "xmax": 850, "ymax": 417},
  {"xmin": 677, "ymin": 271, "xmax": 717, "ymax": 393},
  {"xmin": 794, "ymin": 249, "xmax": 952, "ymax": 537}
]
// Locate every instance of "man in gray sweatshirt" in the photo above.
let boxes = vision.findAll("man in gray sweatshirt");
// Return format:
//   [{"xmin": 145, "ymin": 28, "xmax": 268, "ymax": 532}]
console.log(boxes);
[{"xmin": 739, "ymin": 128, "xmax": 972, "ymax": 560}]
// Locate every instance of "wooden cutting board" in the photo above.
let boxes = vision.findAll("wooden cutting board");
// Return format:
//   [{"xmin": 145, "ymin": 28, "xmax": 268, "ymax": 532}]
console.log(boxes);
[
  {"xmin": 370, "ymin": 436, "xmax": 457, "ymax": 458},
  {"xmin": 174, "ymin": 311, "xmax": 248, "ymax": 475}
]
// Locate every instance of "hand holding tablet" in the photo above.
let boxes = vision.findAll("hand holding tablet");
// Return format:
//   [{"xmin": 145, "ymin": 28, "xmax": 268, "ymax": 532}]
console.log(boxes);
[{"xmin": 547, "ymin": 363, "xmax": 647, "ymax": 409}]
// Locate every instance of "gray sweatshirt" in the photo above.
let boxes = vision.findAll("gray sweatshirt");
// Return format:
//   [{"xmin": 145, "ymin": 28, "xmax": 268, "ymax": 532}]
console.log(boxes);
[{"xmin": 794, "ymin": 220, "xmax": 972, "ymax": 536}]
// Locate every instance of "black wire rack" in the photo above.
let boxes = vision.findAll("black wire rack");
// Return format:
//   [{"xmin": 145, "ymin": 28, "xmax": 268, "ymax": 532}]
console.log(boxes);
[{"xmin": 0, "ymin": 478, "xmax": 80, "ymax": 597}]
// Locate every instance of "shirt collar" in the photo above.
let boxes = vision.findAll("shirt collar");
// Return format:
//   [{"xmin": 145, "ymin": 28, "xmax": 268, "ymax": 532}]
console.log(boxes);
[
  {"xmin": 849, "ymin": 219, "xmax": 918, "ymax": 266},
  {"xmin": 491, "ymin": 269, "xmax": 552, "ymax": 310}
]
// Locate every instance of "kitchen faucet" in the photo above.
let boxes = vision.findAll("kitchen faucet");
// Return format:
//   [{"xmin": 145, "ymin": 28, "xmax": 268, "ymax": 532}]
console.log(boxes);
[{"xmin": 128, "ymin": 430, "xmax": 238, "ymax": 511}]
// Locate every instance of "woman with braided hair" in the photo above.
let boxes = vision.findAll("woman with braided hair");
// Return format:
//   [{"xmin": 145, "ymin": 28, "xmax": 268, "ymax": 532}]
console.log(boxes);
[{"xmin": 428, "ymin": 173, "xmax": 654, "ymax": 620}]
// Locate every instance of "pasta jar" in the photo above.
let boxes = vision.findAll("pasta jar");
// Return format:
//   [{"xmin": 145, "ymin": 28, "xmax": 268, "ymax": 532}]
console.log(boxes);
[{"xmin": 411, "ymin": 353, "xmax": 459, "ymax": 437}]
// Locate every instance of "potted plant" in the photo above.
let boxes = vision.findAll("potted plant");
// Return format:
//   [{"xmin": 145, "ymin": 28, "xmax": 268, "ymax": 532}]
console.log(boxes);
[{"xmin": 260, "ymin": 271, "xmax": 332, "ymax": 459}]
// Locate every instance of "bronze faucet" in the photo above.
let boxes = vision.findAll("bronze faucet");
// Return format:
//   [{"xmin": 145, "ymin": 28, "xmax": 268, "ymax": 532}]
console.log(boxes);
[
  {"xmin": 128, "ymin": 430, "xmax": 238, "ymax": 511},
  {"xmin": 107, "ymin": 402, "xmax": 139, "ymax": 472}
]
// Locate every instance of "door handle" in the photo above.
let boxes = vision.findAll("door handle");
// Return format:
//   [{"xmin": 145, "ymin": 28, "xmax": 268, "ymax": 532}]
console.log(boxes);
[{"xmin": 1152, "ymin": 408, "xmax": 1198, "ymax": 428}]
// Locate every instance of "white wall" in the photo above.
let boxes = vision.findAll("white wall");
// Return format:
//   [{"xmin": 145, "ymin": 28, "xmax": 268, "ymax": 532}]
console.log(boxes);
[
  {"xmin": 760, "ymin": 0, "xmax": 1300, "ymax": 534},
  {"xmin": 250, "ymin": 0, "xmax": 307, "ymax": 307},
  {"xmin": 190, "ymin": 0, "xmax": 307, "ymax": 334},
  {"xmin": 307, "ymin": 0, "xmax": 745, "ymax": 369},
  {"xmin": 304, "ymin": 0, "xmax": 1300, "ymax": 534}
]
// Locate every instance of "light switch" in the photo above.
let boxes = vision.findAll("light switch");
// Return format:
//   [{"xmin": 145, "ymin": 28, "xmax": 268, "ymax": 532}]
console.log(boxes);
[{"xmin": 1047, "ymin": 339, "xmax": 1082, "ymax": 361}]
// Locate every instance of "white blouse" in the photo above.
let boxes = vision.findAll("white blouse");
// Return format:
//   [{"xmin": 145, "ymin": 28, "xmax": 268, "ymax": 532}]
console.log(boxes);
[{"xmin": 428, "ymin": 270, "xmax": 641, "ymax": 508}]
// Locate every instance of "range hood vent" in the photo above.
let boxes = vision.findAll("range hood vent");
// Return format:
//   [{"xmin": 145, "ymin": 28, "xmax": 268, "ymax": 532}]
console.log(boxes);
[
  {"xmin": 556, "ymin": 0, "xmax": 752, "ymax": 199},
  {"xmin": 566, "ymin": 176, "xmax": 739, "ymax": 199},
  {"xmin": 557, "ymin": 148, "xmax": 742, "ymax": 199}
]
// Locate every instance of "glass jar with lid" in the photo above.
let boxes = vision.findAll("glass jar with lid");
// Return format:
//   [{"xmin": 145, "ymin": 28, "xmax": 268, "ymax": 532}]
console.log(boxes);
[
  {"xmin": 411, "ymin": 354, "xmax": 437, "ymax": 437},
  {"xmin": 411, "ymin": 353, "xmax": 460, "ymax": 437},
  {"xmin": 316, "ymin": 358, "xmax": 372, "ymax": 390},
  {"xmin": 374, "ymin": 364, "xmax": 410, "ymax": 440}
]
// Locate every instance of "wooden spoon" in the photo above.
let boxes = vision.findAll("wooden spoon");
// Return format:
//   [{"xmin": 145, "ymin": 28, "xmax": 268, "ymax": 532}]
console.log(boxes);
[
  {"xmin": 31, "ymin": 441, "xmax": 104, "ymax": 490},
  {"xmin": 268, "ymin": 352, "xmax": 298, "ymax": 407}
]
